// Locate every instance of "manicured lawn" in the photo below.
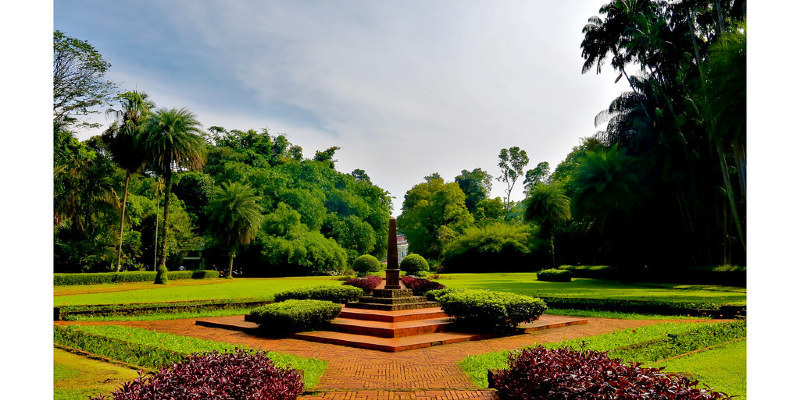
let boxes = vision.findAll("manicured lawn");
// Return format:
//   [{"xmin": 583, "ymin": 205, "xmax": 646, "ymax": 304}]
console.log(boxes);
[
  {"xmin": 649, "ymin": 339, "xmax": 746, "ymax": 399},
  {"xmin": 438, "ymin": 273, "xmax": 746, "ymax": 305},
  {"xmin": 54, "ymin": 276, "xmax": 340, "ymax": 306},
  {"xmin": 54, "ymin": 347, "xmax": 141, "ymax": 400}
]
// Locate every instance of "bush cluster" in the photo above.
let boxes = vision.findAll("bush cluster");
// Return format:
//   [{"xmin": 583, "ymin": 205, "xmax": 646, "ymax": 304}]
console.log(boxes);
[
  {"xmin": 491, "ymin": 346, "xmax": 731, "ymax": 400},
  {"xmin": 342, "ymin": 275, "xmax": 382, "ymax": 293},
  {"xmin": 248, "ymin": 300, "xmax": 342, "ymax": 333},
  {"xmin": 425, "ymin": 287, "xmax": 464, "ymax": 302},
  {"xmin": 53, "ymin": 270, "xmax": 218, "ymax": 286},
  {"xmin": 537, "ymin": 268, "xmax": 572, "ymax": 282},
  {"xmin": 401, "ymin": 276, "xmax": 445, "ymax": 296},
  {"xmin": 558, "ymin": 265, "xmax": 617, "ymax": 279},
  {"xmin": 399, "ymin": 254, "xmax": 429, "ymax": 275},
  {"xmin": 353, "ymin": 254, "xmax": 382, "ymax": 274},
  {"xmin": 439, "ymin": 289, "xmax": 547, "ymax": 333},
  {"xmin": 91, "ymin": 350, "xmax": 303, "ymax": 400},
  {"xmin": 273, "ymin": 285, "xmax": 362, "ymax": 304},
  {"xmin": 537, "ymin": 297, "xmax": 725, "ymax": 317}
]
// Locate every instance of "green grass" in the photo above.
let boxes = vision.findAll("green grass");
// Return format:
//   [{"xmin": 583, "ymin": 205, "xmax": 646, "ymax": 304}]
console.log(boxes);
[
  {"xmin": 649, "ymin": 339, "xmax": 746, "ymax": 399},
  {"xmin": 55, "ymin": 324, "xmax": 327, "ymax": 389},
  {"xmin": 544, "ymin": 308, "xmax": 709, "ymax": 320},
  {"xmin": 437, "ymin": 273, "xmax": 746, "ymax": 306},
  {"xmin": 54, "ymin": 276, "xmax": 341, "ymax": 306},
  {"xmin": 54, "ymin": 347, "xmax": 141, "ymax": 400},
  {"xmin": 459, "ymin": 321, "xmax": 746, "ymax": 388}
]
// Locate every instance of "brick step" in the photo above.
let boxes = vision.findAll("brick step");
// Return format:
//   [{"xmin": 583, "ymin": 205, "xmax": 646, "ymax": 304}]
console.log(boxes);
[
  {"xmin": 330, "ymin": 317, "xmax": 453, "ymax": 338},
  {"xmin": 346, "ymin": 301, "xmax": 440, "ymax": 311},
  {"xmin": 291, "ymin": 330, "xmax": 484, "ymax": 352},
  {"xmin": 357, "ymin": 295, "xmax": 428, "ymax": 305},
  {"xmin": 338, "ymin": 307, "xmax": 447, "ymax": 322}
]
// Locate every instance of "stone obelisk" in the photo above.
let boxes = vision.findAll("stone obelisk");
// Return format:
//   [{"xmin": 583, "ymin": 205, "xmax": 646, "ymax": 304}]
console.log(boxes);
[{"xmin": 384, "ymin": 218, "xmax": 402, "ymax": 289}]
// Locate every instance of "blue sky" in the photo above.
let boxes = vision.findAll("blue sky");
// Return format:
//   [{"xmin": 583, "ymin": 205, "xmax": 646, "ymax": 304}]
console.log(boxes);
[{"xmin": 54, "ymin": 0, "xmax": 630, "ymax": 214}]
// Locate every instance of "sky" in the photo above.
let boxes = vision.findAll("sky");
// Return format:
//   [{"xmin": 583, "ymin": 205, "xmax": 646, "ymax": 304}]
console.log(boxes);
[{"xmin": 53, "ymin": 0, "xmax": 627, "ymax": 215}]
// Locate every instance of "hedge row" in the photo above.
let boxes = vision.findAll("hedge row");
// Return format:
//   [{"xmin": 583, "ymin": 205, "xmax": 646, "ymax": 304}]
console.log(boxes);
[
  {"xmin": 248, "ymin": 300, "xmax": 342, "ymax": 333},
  {"xmin": 54, "ymin": 270, "xmax": 218, "ymax": 286},
  {"xmin": 439, "ymin": 289, "xmax": 547, "ymax": 333},
  {"xmin": 536, "ymin": 269, "xmax": 572, "ymax": 282},
  {"xmin": 557, "ymin": 265, "xmax": 746, "ymax": 286},
  {"xmin": 56, "ymin": 298, "xmax": 271, "ymax": 321},
  {"xmin": 54, "ymin": 325, "xmax": 186, "ymax": 369},
  {"xmin": 273, "ymin": 285, "xmax": 363, "ymax": 303},
  {"xmin": 538, "ymin": 297, "xmax": 729, "ymax": 317}
]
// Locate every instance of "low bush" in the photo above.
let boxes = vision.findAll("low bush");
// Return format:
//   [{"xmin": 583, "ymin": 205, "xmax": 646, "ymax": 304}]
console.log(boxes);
[
  {"xmin": 537, "ymin": 268, "xmax": 572, "ymax": 282},
  {"xmin": 537, "ymin": 297, "xmax": 725, "ymax": 317},
  {"xmin": 53, "ymin": 270, "xmax": 218, "ymax": 286},
  {"xmin": 273, "ymin": 285, "xmax": 362, "ymax": 303},
  {"xmin": 439, "ymin": 289, "xmax": 547, "ymax": 333},
  {"xmin": 91, "ymin": 350, "xmax": 303, "ymax": 400},
  {"xmin": 491, "ymin": 346, "xmax": 731, "ymax": 399},
  {"xmin": 425, "ymin": 287, "xmax": 464, "ymax": 302},
  {"xmin": 400, "ymin": 254, "xmax": 429, "ymax": 275},
  {"xmin": 248, "ymin": 300, "xmax": 342, "ymax": 333},
  {"xmin": 558, "ymin": 265, "xmax": 618, "ymax": 279},
  {"xmin": 353, "ymin": 254, "xmax": 382, "ymax": 274},
  {"xmin": 401, "ymin": 276, "xmax": 445, "ymax": 296},
  {"xmin": 342, "ymin": 275, "xmax": 382, "ymax": 293},
  {"xmin": 57, "ymin": 299, "xmax": 271, "ymax": 321}
]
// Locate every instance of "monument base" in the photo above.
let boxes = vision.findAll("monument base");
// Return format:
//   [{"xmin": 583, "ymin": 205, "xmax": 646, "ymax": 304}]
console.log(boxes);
[{"xmin": 384, "ymin": 269, "xmax": 401, "ymax": 289}]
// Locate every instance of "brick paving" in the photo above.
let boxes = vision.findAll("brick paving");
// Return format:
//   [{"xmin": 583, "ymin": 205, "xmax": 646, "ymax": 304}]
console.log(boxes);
[{"xmin": 56, "ymin": 315, "xmax": 703, "ymax": 398}]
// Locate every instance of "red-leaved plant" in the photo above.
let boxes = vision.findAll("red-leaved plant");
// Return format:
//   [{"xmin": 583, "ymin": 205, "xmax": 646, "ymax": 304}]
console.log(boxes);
[
  {"xmin": 492, "ymin": 346, "xmax": 732, "ymax": 400},
  {"xmin": 401, "ymin": 276, "xmax": 445, "ymax": 295},
  {"xmin": 343, "ymin": 275, "xmax": 382, "ymax": 293},
  {"xmin": 92, "ymin": 350, "xmax": 303, "ymax": 400}
]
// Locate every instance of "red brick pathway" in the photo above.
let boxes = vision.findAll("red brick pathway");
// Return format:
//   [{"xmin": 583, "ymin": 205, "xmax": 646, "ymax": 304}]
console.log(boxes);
[{"xmin": 57, "ymin": 315, "xmax": 703, "ymax": 399}]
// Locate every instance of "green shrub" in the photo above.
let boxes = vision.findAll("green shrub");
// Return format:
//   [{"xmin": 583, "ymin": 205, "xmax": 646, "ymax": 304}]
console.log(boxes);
[
  {"xmin": 273, "ymin": 285, "xmax": 362, "ymax": 303},
  {"xmin": 154, "ymin": 265, "xmax": 169, "ymax": 284},
  {"xmin": 439, "ymin": 289, "xmax": 547, "ymax": 333},
  {"xmin": 400, "ymin": 254, "xmax": 429, "ymax": 275},
  {"xmin": 537, "ymin": 297, "xmax": 725, "ymax": 316},
  {"xmin": 58, "ymin": 299, "xmax": 271, "ymax": 320},
  {"xmin": 353, "ymin": 254, "xmax": 382, "ymax": 274},
  {"xmin": 53, "ymin": 270, "xmax": 217, "ymax": 286},
  {"xmin": 558, "ymin": 265, "xmax": 617, "ymax": 279},
  {"xmin": 537, "ymin": 268, "xmax": 572, "ymax": 282},
  {"xmin": 248, "ymin": 300, "xmax": 342, "ymax": 333},
  {"xmin": 425, "ymin": 287, "xmax": 464, "ymax": 302},
  {"xmin": 440, "ymin": 223, "xmax": 534, "ymax": 272}
]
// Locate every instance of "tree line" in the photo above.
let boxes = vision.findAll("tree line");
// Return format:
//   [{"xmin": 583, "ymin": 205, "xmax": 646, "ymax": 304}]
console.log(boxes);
[
  {"xmin": 398, "ymin": 0, "xmax": 746, "ymax": 274},
  {"xmin": 53, "ymin": 31, "xmax": 391, "ymax": 277}
]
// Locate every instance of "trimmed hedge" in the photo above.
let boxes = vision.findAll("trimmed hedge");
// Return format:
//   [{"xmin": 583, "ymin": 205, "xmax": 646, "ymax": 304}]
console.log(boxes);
[
  {"xmin": 399, "ymin": 254, "xmax": 429, "ymax": 275},
  {"xmin": 491, "ymin": 346, "xmax": 731, "ymax": 399},
  {"xmin": 273, "ymin": 285, "xmax": 362, "ymax": 304},
  {"xmin": 342, "ymin": 275, "xmax": 382, "ymax": 293},
  {"xmin": 439, "ymin": 289, "xmax": 547, "ymax": 333},
  {"xmin": 54, "ymin": 270, "xmax": 218, "ymax": 286},
  {"xmin": 353, "ymin": 254, "xmax": 382, "ymax": 274},
  {"xmin": 56, "ymin": 298, "xmax": 271, "ymax": 321},
  {"xmin": 536, "ymin": 297, "xmax": 738, "ymax": 317},
  {"xmin": 401, "ymin": 276, "xmax": 445, "ymax": 296},
  {"xmin": 537, "ymin": 269, "xmax": 572, "ymax": 282},
  {"xmin": 248, "ymin": 300, "xmax": 342, "ymax": 333},
  {"xmin": 91, "ymin": 350, "xmax": 303, "ymax": 400},
  {"xmin": 558, "ymin": 265, "xmax": 618, "ymax": 279},
  {"xmin": 426, "ymin": 287, "xmax": 464, "ymax": 302}
]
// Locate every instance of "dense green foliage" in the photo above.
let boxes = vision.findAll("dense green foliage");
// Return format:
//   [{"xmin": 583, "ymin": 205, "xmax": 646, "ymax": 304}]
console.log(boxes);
[
  {"xmin": 54, "ymin": 270, "xmax": 216, "ymax": 286},
  {"xmin": 439, "ymin": 289, "xmax": 547, "ymax": 333},
  {"xmin": 248, "ymin": 299, "xmax": 343, "ymax": 333},
  {"xmin": 153, "ymin": 265, "xmax": 168, "ymax": 284},
  {"xmin": 352, "ymin": 254, "xmax": 382, "ymax": 274},
  {"xmin": 440, "ymin": 224, "xmax": 535, "ymax": 272},
  {"xmin": 536, "ymin": 268, "xmax": 572, "ymax": 282},
  {"xmin": 273, "ymin": 285, "xmax": 363, "ymax": 303},
  {"xmin": 399, "ymin": 253, "xmax": 429, "ymax": 275},
  {"xmin": 53, "ymin": 324, "xmax": 326, "ymax": 389}
]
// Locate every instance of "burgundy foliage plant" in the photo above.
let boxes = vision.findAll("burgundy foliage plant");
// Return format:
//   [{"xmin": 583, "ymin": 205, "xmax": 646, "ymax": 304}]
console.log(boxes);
[
  {"xmin": 92, "ymin": 350, "xmax": 303, "ymax": 400},
  {"xmin": 401, "ymin": 276, "xmax": 445, "ymax": 296},
  {"xmin": 492, "ymin": 346, "xmax": 731, "ymax": 400},
  {"xmin": 342, "ymin": 275, "xmax": 382, "ymax": 293}
]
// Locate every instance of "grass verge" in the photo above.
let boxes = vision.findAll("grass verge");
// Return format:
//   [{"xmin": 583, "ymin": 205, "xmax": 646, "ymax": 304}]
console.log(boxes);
[{"xmin": 54, "ymin": 347, "xmax": 141, "ymax": 400}]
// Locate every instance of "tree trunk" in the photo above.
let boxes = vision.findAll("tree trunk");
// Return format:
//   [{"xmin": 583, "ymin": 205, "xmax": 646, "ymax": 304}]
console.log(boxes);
[
  {"xmin": 116, "ymin": 171, "xmax": 131, "ymax": 272},
  {"xmin": 550, "ymin": 231, "xmax": 556, "ymax": 268},
  {"xmin": 159, "ymin": 170, "xmax": 172, "ymax": 268},
  {"xmin": 227, "ymin": 251, "xmax": 235, "ymax": 279}
]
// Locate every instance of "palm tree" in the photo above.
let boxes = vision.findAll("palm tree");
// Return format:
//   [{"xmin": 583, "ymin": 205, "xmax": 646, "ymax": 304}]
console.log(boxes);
[
  {"xmin": 524, "ymin": 183, "xmax": 570, "ymax": 268},
  {"xmin": 139, "ymin": 108, "xmax": 206, "ymax": 281},
  {"xmin": 207, "ymin": 182, "xmax": 263, "ymax": 278},
  {"xmin": 102, "ymin": 91, "xmax": 154, "ymax": 271}
]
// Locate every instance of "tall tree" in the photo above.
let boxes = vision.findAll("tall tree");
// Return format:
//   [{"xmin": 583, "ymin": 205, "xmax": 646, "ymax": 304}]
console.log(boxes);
[
  {"xmin": 139, "ymin": 108, "xmax": 206, "ymax": 279},
  {"xmin": 497, "ymin": 147, "xmax": 529, "ymax": 212},
  {"xmin": 53, "ymin": 30, "xmax": 116, "ymax": 128},
  {"xmin": 207, "ymin": 182, "xmax": 264, "ymax": 278},
  {"xmin": 454, "ymin": 168, "xmax": 492, "ymax": 213},
  {"xmin": 524, "ymin": 183, "xmax": 571, "ymax": 267},
  {"xmin": 523, "ymin": 162, "xmax": 551, "ymax": 193},
  {"xmin": 102, "ymin": 91, "xmax": 154, "ymax": 271}
]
